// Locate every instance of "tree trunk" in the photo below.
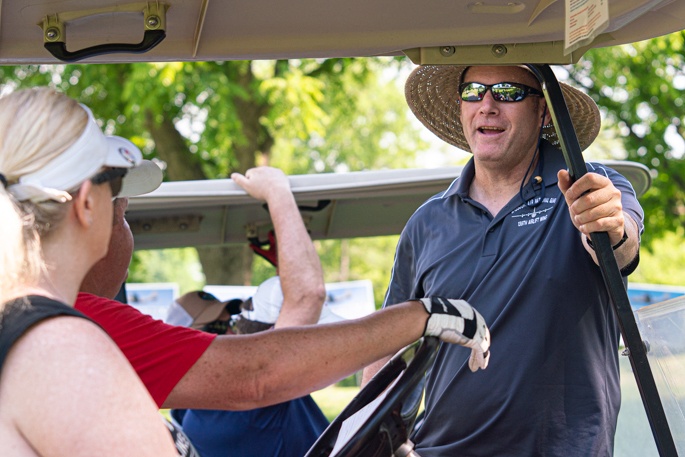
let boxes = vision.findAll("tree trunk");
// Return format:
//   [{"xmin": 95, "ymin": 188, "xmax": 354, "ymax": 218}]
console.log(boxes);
[
  {"xmin": 143, "ymin": 61, "xmax": 277, "ymax": 287},
  {"xmin": 197, "ymin": 245, "xmax": 253, "ymax": 285},
  {"xmin": 145, "ymin": 111, "xmax": 254, "ymax": 285}
]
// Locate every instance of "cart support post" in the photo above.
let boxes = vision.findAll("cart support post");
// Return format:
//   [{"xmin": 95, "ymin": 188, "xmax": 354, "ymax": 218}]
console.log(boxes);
[{"xmin": 526, "ymin": 64, "xmax": 677, "ymax": 457}]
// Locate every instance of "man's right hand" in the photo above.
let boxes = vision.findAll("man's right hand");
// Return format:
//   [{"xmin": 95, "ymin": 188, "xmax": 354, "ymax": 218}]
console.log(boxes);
[
  {"xmin": 230, "ymin": 166, "xmax": 290, "ymax": 203},
  {"xmin": 419, "ymin": 297, "xmax": 490, "ymax": 372}
]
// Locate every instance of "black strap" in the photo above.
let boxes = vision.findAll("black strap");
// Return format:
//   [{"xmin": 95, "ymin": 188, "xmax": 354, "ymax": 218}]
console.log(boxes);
[{"xmin": 527, "ymin": 64, "xmax": 677, "ymax": 456}]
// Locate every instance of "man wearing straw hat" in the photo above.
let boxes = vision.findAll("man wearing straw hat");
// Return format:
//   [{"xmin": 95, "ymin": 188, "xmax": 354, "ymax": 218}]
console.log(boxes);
[{"xmin": 363, "ymin": 65, "xmax": 643, "ymax": 455}]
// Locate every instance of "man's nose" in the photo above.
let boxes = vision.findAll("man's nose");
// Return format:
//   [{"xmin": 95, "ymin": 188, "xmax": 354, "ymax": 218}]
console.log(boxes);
[{"xmin": 478, "ymin": 90, "xmax": 499, "ymax": 114}]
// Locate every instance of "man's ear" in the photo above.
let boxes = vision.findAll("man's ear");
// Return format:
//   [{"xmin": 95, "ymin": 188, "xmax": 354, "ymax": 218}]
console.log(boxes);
[
  {"xmin": 541, "ymin": 102, "xmax": 552, "ymax": 126},
  {"xmin": 72, "ymin": 180, "xmax": 95, "ymax": 228}
]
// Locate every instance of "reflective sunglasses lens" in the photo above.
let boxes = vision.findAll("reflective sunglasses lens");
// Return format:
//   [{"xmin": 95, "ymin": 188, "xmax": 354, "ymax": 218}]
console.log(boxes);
[
  {"xmin": 460, "ymin": 83, "xmax": 487, "ymax": 101},
  {"xmin": 492, "ymin": 84, "xmax": 527, "ymax": 102},
  {"xmin": 459, "ymin": 82, "xmax": 534, "ymax": 103},
  {"xmin": 91, "ymin": 168, "xmax": 127, "ymax": 198}
]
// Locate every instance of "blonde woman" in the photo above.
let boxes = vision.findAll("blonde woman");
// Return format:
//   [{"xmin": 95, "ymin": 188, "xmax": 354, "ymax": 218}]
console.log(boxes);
[{"xmin": 0, "ymin": 87, "xmax": 178, "ymax": 456}]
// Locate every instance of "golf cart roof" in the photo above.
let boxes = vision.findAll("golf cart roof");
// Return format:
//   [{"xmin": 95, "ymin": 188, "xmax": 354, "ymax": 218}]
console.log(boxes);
[
  {"xmin": 127, "ymin": 160, "xmax": 651, "ymax": 250},
  {"xmin": 1, "ymin": 0, "xmax": 683, "ymax": 65}
]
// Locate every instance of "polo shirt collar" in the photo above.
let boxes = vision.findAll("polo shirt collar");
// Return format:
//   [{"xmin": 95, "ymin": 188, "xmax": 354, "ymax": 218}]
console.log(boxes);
[
  {"xmin": 450, "ymin": 140, "xmax": 567, "ymax": 202},
  {"xmin": 452, "ymin": 158, "xmax": 475, "ymax": 199}
]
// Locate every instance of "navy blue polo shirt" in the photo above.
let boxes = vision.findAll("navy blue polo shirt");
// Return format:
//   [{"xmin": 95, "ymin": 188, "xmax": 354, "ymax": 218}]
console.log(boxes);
[
  {"xmin": 179, "ymin": 395, "xmax": 329, "ymax": 457},
  {"xmin": 384, "ymin": 142, "xmax": 643, "ymax": 456}
]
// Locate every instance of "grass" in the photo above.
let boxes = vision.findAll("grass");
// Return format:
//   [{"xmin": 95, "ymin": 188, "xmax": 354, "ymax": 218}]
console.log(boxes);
[{"xmin": 311, "ymin": 384, "xmax": 361, "ymax": 422}]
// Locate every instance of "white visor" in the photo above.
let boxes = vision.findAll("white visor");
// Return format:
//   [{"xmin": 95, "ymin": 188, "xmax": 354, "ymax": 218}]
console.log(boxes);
[{"xmin": 8, "ymin": 104, "xmax": 160, "ymax": 202}]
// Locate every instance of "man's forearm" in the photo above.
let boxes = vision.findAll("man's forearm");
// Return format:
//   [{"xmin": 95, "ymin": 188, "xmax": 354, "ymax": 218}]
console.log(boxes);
[
  {"xmin": 165, "ymin": 300, "xmax": 428, "ymax": 410},
  {"xmin": 269, "ymin": 189, "xmax": 326, "ymax": 327},
  {"xmin": 361, "ymin": 356, "xmax": 392, "ymax": 387}
]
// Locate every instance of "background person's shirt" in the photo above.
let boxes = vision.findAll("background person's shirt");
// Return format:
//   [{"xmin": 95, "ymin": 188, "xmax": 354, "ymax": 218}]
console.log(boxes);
[
  {"xmin": 179, "ymin": 395, "xmax": 329, "ymax": 457},
  {"xmin": 76, "ymin": 292, "xmax": 216, "ymax": 406}
]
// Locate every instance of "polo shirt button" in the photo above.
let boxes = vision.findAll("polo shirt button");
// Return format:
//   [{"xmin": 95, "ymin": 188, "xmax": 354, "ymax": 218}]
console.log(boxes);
[{"xmin": 488, "ymin": 228, "xmax": 494, "ymax": 233}]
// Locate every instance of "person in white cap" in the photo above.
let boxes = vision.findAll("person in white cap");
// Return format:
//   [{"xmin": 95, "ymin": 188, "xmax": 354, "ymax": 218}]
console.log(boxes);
[
  {"xmin": 0, "ymin": 87, "xmax": 178, "ymax": 456},
  {"xmin": 165, "ymin": 290, "xmax": 243, "ymax": 333},
  {"xmin": 169, "ymin": 275, "xmax": 350, "ymax": 457},
  {"xmin": 363, "ymin": 65, "xmax": 644, "ymax": 456},
  {"xmin": 73, "ymin": 165, "xmax": 491, "ymax": 426},
  {"xmin": 234, "ymin": 276, "xmax": 348, "ymax": 327}
]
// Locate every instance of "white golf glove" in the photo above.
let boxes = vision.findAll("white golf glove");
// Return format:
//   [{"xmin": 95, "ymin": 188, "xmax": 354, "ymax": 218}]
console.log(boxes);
[{"xmin": 419, "ymin": 297, "xmax": 491, "ymax": 372}]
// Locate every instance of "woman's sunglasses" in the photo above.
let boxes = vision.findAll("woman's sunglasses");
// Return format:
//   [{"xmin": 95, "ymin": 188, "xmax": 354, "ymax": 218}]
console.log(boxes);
[
  {"xmin": 91, "ymin": 167, "xmax": 128, "ymax": 198},
  {"xmin": 459, "ymin": 82, "xmax": 543, "ymax": 103}
]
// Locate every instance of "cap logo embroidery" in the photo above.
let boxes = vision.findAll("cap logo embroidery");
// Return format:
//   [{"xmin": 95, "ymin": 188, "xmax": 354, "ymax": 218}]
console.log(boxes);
[{"xmin": 118, "ymin": 147, "xmax": 137, "ymax": 165}]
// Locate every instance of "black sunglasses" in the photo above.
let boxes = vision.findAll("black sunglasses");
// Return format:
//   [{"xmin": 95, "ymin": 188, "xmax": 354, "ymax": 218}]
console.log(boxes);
[
  {"xmin": 459, "ymin": 82, "xmax": 543, "ymax": 103},
  {"xmin": 91, "ymin": 167, "xmax": 128, "ymax": 198}
]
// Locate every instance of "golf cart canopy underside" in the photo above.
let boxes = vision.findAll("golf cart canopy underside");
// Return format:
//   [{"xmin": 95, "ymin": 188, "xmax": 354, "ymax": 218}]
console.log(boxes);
[{"xmin": 1, "ymin": 0, "xmax": 683, "ymax": 65}]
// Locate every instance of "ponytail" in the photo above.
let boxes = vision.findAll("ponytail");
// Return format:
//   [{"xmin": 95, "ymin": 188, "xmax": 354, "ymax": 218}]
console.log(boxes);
[{"xmin": 0, "ymin": 188, "xmax": 41, "ymax": 307}]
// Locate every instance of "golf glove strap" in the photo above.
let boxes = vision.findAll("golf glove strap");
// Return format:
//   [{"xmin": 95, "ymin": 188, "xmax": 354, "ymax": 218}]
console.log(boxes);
[{"xmin": 420, "ymin": 297, "xmax": 491, "ymax": 372}]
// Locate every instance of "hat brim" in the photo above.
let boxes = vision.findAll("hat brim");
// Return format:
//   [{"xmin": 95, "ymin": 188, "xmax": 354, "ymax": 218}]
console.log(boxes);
[
  {"xmin": 191, "ymin": 302, "xmax": 231, "ymax": 329},
  {"xmin": 405, "ymin": 65, "xmax": 601, "ymax": 152},
  {"xmin": 166, "ymin": 292, "xmax": 231, "ymax": 329},
  {"xmin": 104, "ymin": 136, "xmax": 162, "ymax": 197},
  {"xmin": 119, "ymin": 159, "xmax": 163, "ymax": 198}
]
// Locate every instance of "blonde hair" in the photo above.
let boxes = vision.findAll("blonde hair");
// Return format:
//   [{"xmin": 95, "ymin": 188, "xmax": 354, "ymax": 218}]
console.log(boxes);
[
  {"xmin": 0, "ymin": 195, "xmax": 36, "ymax": 304},
  {"xmin": 0, "ymin": 87, "xmax": 88, "ymax": 306}
]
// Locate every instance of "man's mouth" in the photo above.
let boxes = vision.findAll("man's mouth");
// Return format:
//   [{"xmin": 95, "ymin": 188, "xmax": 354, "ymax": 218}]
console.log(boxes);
[{"xmin": 478, "ymin": 126, "xmax": 504, "ymax": 135}]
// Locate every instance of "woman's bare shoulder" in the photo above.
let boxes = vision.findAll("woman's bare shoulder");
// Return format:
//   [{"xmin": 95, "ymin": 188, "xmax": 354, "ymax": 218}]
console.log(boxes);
[{"xmin": 1, "ymin": 314, "xmax": 177, "ymax": 456}]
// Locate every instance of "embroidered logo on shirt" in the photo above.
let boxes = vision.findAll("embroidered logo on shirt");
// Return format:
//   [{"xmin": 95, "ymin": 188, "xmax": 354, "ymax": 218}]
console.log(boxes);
[{"xmin": 511, "ymin": 197, "xmax": 556, "ymax": 227}]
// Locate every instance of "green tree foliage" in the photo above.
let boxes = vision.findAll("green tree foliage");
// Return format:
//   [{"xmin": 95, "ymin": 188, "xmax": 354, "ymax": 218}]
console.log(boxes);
[
  {"xmin": 565, "ymin": 31, "xmax": 685, "ymax": 248},
  {"xmin": 129, "ymin": 248, "xmax": 204, "ymax": 293},
  {"xmin": 0, "ymin": 58, "xmax": 424, "ymax": 291},
  {"xmin": 631, "ymin": 230, "xmax": 685, "ymax": 285},
  {"xmin": 313, "ymin": 237, "xmax": 400, "ymax": 308}
]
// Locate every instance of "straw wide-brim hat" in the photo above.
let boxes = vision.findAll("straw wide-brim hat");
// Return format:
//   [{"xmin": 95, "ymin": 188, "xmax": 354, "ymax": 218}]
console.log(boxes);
[{"xmin": 405, "ymin": 65, "xmax": 601, "ymax": 152}]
